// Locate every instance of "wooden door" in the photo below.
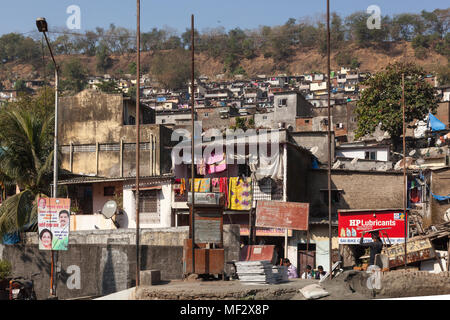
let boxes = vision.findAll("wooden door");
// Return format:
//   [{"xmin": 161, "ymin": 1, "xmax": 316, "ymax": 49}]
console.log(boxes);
[{"xmin": 298, "ymin": 250, "xmax": 316, "ymax": 277}]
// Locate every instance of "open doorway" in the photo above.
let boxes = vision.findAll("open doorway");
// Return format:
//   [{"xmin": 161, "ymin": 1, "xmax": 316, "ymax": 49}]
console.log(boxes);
[{"xmin": 297, "ymin": 243, "xmax": 316, "ymax": 277}]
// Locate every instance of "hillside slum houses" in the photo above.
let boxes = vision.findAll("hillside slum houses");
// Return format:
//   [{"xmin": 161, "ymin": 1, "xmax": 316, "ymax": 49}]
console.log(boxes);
[{"xmin": 1, "ymin": 67, "xmax": 450, "ymax": 278}]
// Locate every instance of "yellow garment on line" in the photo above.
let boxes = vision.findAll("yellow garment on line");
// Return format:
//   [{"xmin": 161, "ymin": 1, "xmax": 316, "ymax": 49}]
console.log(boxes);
[
  {"xmin": 228, "ymin": 177, "xmax": 252, "ymax": 210},
  {"xmin": 179, "ymin": 178, "xmax": 186, "ymax": 195},
  {"xmin": 188, "ymin": 178, "xmax": 211, "ymax": 193}
]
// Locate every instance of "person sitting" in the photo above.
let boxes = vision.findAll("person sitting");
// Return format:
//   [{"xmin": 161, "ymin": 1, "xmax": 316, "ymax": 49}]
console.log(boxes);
[
  {"xmin": 301, "ymin": 265, "xmax": 314, "ymax": 279},
  {"xmin": 315, "ymin": 265, "xmax": 327, "ymax": 280},
  {"xmin": 282, "ymin": 258, "xmax": 298, "ymax": 279}
]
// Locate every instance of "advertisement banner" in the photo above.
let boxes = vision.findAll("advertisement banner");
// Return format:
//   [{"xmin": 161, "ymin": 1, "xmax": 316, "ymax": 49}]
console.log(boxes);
[
  {"xmin": 37, "ymin": 197, "xmax": 71, "ymax": 251},
  {"xmin": 338, "ymin": 210, "xmax": 406, "ymax": 244}
]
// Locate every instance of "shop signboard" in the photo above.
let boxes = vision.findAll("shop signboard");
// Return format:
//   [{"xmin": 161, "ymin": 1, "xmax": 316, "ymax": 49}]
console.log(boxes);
[
  {"xmin": 338, "ymin": 209, "xmax": 406, "ymax": 244},
  {"xmin": 382, "ymin": 238, "xmax": 435, "ymax": 268},
  {"xmin": 240, "ymin": 226, "xmax": 293, "ymax": 237},
  {"xmin": 255, "ymin": 201, "xmax": 309, "ymax": 231},
  {"xmin": 37, "ymin": 197, "xmax": 71, "ymax": 251}
]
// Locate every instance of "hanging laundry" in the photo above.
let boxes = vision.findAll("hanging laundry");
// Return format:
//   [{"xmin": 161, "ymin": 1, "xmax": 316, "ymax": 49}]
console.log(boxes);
[
  {"xmin": 410, "ymin": 188, "xmax": 420, "ymax": 203},
  {"xmin": 189, "ymin": 178, "xmax": 211, "ymax": 193},
  {"xmin": 208, "ymin": 157, "xmax": 227, "ymax": 174},
  {"xmin": 211, "ymin": 178, "xmax": 220, "ymax": 192},
  {"xmin": 197, "ymin": 158, "xmax": 207, "ymax": 175},
  {"xmin": 219, "ymin": 177, "xmax": 229, "ymax": 207},
  {"xmin": 206, "ymin": 152, "xmax": 227, "ymax": 174},
  {"xmin": 180, "ymin": 178, "xmax": 186, "ymax": 195},
  {"xmin": 229, "ymin": 177, "xmax": 252, "ymax": 210}
]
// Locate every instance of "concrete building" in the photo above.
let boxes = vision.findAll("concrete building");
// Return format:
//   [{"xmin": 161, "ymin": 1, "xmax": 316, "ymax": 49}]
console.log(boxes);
[
  {"xmin": 254, "ymin": 91, "xmax": 314, "ymax": 130},
  {"xmin": 58, "ymin": 90, "xmax": 174, "ymax": 230},
  {"xmin": 287, "ymin": 168, "xmax": 405, "ymax": 275},
  {"xmin": 336, "ymin": 141, "xmax": 390, "ymax": 162}
]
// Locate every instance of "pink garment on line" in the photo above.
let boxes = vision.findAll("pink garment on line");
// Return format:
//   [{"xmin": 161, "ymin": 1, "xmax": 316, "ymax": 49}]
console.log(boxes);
[{"xmin": 205, "ymin": 151, "xmax": 224, "ymax": 165}]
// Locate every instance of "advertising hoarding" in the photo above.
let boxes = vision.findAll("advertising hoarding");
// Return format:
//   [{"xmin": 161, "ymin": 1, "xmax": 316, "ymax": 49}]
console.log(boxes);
[
  {"xmin": 338, "ymin": 209, "xmax": 406, "ymax": 244},
  {"xmin": 37, "ymin": 197, "xmax": 71, "ymax": 251}
]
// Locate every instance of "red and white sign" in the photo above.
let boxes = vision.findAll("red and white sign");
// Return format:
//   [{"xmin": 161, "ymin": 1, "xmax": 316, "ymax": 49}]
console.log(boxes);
[
  {"xmin": 255, "ymin": 201, "xmax": 309, "ymax": 231},
  {"xmin": 338, "ymin": 210, "xmax": 406, "ymax": 244}
]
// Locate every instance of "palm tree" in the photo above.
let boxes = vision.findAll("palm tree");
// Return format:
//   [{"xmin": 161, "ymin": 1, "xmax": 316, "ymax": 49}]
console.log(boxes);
[{"xmin": 0, "ymin": 108, "xmax": 54, "ymax": 236}]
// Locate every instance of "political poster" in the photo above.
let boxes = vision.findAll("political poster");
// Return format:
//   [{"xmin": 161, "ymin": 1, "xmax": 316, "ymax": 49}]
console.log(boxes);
[
  {"xmin": 338, "ymin": 209, "xmax": 407, "ymax": 244},
  {"xmin": 37, "ymin": 197, "xmax": 71, "ymax": 251}
]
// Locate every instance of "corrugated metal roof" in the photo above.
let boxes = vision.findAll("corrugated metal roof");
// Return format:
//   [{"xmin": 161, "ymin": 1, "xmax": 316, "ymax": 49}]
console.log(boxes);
[{"xmin": 57, "ymin": 174, "xmax": 173, "ymax": 185}]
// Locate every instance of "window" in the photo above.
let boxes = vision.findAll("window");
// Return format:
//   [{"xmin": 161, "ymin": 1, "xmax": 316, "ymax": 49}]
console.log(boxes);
[
  {"xmin": 305, "ymin": 120, "xmax": 310, "ymax": 124},
  {"xmin": 104, "ymin": 186, "xmax": 115, "ymax": 196},
  {"xmin": 278, "ymin": 98, "xmax": 287, "ymax": 107},
  {"xmin": 321, "ymin": 190, "xmax": 342, "ymax": 204},
  {"xmin": 138, "ymin": 190, "xmax": 160, "ymax": 224},
  {"xmin": 204, "ymin": 112, "xmax": 209, "ymax": 117},
  {"xmin": 263, "ymin": 116, "xmax": 267, "ymax": 120},
  {"xmin": 161, "ymin": 119, "xmax": 166, "ymax": 123},
  {"xmin": 365, "ymin": 151, "xmax": 376, "ymax": 160}
]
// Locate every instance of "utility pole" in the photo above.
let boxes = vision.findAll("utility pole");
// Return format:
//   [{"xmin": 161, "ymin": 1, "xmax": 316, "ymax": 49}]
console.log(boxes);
[
  {"xmin": 326, "ymin": 0, "xmax": 333, "ymax": 278},
  {"xmin": 135, "ymin": 0, "xmax": 141, "ymax": 287},
  {"xmin": 402, "ymin": 73, "xmax": 408, "ymax": 269},
  {"xmin": 190, "ymin": 14, "xmax": 196, "ymax": 275}
]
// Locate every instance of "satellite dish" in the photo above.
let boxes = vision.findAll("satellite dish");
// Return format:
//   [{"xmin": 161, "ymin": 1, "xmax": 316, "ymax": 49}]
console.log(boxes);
[
  {"xmin": 350, "ymin": 158, "xmax": 358, "ymax": 165},
  {"xmin": 102, "ymin": 200, "xmax": 117, "ymax": 219},
  {"xmin": 409, "ymin": 150, "xmax": 416, "ymax": 156}
]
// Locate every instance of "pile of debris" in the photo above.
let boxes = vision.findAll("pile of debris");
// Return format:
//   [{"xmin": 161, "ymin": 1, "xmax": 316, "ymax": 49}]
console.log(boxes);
[{"xmin": 235, "ymin": 260, "xmax": 288, "ymax": 285}]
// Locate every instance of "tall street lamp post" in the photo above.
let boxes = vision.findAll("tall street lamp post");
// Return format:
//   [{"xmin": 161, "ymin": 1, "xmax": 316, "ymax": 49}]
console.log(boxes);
[{"xmin": 36, "ymin": 17, "xmax": 59, "ymax": 298}]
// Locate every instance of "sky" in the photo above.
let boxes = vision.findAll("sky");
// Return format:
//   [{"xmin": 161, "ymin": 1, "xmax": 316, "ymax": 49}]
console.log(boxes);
[{"xmin": 0, "ymin": 0, "xmax": 448, "ymax": 36}]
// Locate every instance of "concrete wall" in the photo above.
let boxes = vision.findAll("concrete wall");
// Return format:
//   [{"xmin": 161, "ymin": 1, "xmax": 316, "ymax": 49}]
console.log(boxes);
[
  {"xmin": 307, "ymin": 169, "xmax": 404, "ymax": 217},
  {"xmin": 290, "ymin": 131, "xmax": 335, "ymax": 164},
  {"xmin": 2, "ymin": 225, "xmax": 240, "ymax": 299},
  {"xmin": 0, "ymin": 243, "xmax": 182, "ymax": 300},
  {"xmin": 286, "ymin": 144, "xmax": 312, "ymax": 202},
  {"xmin": 430, "ymin": 168, "xmax": 450, "ymax": 227}
]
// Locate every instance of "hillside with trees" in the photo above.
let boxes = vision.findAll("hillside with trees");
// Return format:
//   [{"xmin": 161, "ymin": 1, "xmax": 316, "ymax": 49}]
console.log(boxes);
[{"xmin": 0, "ymin": 8, "xmax": 448, "ymax": 92}]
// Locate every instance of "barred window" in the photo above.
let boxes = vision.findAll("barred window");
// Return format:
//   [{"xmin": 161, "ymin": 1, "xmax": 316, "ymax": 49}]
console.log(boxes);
[
  {"xmin": 73, "ymin": 145, "xmax": 96, "ymax": 152},
  {"xmin": 124, "ymin": 143, "xmax": 151, "ymax": 151},
  {"xmin": 138, "ymin": 190, "xmax": 160, "ymax": 224},
  {"xmin": 99, "ymin": 144, "xmax": 120, "ymax": 152}
]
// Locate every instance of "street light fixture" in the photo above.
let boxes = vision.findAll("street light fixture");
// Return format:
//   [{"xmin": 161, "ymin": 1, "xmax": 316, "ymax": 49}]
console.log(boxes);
[{"xmin": 36, "ymin": 17, "xmax": 59, "ymax": 299}]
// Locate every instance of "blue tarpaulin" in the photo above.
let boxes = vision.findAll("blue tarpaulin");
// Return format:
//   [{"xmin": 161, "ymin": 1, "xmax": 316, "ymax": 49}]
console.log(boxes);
[
  {"xmin": 428, "ymin": 113, "xmax": 446, "ymax": 132},
  {"xmin": 2, "ymin": 232, "xmax": 20, "ymax": 244},
  {"xmin": 431, "ymin": 192, "xmax": 450, "ymax": 201}
]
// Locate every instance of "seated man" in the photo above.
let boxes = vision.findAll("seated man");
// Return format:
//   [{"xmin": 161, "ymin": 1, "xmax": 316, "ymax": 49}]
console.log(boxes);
[
  {"xmin": 282, "ymin": 258, "xmax": 298, "ymax": 279},
  {"xmin": 315, "ymin": 265, "xmax": 327, "ymax": 280},
  {"xmin": 301, "ymin": 265, "xmax": 313, "ymax": 279}
]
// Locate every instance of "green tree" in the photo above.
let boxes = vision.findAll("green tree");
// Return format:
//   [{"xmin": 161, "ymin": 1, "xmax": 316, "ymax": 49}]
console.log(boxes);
[
  {"xmin": 97, "ymin": 80, "xmax": 122, "ymax": 94},
  {"xmin": 437, "ymin": 63, "xmax": 450, "ymax": 86},
  {"xmin": 13, "ymin": 80, "xmax": 28, "ymax": 93},
  {"xmin": 150, "ymin": 49, "xmax": 195, "ymax": 90},
  {"xmin": 0, "ymin": 33, "xmax": 40, "ymax": 63},
  {"xmin": 345, "ymin": 12, "xmax": 390, "ymax": 46},
  {"xmin": 128, "ymin": 62, "xmax": 137, "ymax": 75},
  {"xmin": 0, "ymin": 106, "xmax": 54, "ymax": 235},
  {"xmin": 355, "ymin": 62, "xmax": 439, "ymax": 147},
  {"xmin": 61, "ymin": 58, "xmax": 87, "ymax": 93},
  {"xmin": 96, "ymin": 44, "xmax": 113, "ymax": 73}
]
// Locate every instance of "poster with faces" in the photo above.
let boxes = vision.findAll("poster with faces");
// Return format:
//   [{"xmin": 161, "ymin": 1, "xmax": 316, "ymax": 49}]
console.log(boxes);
[{"xmin": 37, "ymin": 198, "xmax": 71, "ymax": 251}]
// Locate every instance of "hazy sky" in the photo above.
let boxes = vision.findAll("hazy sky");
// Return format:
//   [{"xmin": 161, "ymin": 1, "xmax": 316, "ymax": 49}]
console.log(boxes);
[{"xmin": 1, "ymin": 0, "xmax": 448, "ymax": 36}]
